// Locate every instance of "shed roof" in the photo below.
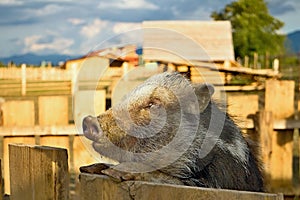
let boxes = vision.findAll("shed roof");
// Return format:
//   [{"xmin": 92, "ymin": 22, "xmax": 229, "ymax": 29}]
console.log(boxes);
[{"xmin": 142, "ymin": 21, "xmax": 235, "ymax": 62}]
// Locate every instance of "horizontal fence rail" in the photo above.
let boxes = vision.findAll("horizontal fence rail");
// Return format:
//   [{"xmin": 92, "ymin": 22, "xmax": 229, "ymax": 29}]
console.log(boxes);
[
  {"xmin": 0, "ymin": 67, "xmax": 72, "ymax": 80},
  {"xmin": 0, "ymin": 80, "xmax": 71, "ymax": 96}
]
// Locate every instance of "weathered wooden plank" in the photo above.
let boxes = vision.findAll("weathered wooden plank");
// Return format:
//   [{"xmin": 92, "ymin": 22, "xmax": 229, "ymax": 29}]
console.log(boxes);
[
  {"xmin": 38, "ymin": 96, "xmax": 69, "ymax": 126},
  {"xmin": 265, "ymin": 80, "xmax": 295, "ymax": 119},
  {"xmin": 294, "ymin": 101, "xmax": 300, "ymax": 194},
  {"xmin": 265, "ymin": 80, "xmax": 295, "ymax": 194},
  {"xmin": 1, "ymin": 100, "xmax": 35, "ymax": 127},
  {"xmin": 133, "ymin": 182, "xmax": 283, "ymax": 200},
  {"xmin": 147, "ymin": 60, "xmax": 279, "ymax": 78},
  {"xmin": 258, "ymin": 111, "xmax": 273, "ymax": 186},
  {"xmin": 40, "ymin": 136, "xmax": 71, "ymax": 170},
  {"xmin": 234, "ymin": 119, "xmax": 300, "ymax": 130},
  {"xmin": 217, "ymin": 63, "xmax": 281, "ymax": 77},
  {"xmin": 227, "ymin": 94, "xmax": 259, "ymax": 128},
  {"xmin": 218, "ymin": 85, "xmax": 265, "ymax": 91},
  {"xmin": 0, "ymin": 125, "xmax": 78, "ymax": 136},
  {"xmin": 0, "ymin": 67, "xmax": 72, "ymax": 80},
  {"xmin": 79, "ymin": 173, "xmax": 284, "ymax": 200},
  {"xmin": 9, "ymin": 144, "xmax": 69, "ymax": 200},
  {"xmin": 143, "ymin": 21, "xmax": 234, "ymax": 62},
  {"xmin": 3, "ymin": 137, "xmax": 36, "ymax": 194},
  {"xmin": 0, "ymin": 82, "xmax": 71, "ymax": 96},
  {"xmin": 0, "ymin": 159, "xmax": 2, "ymax": 200},
  {"xmin": 191, "ymin": 68, "xmax": 226, "ymax": 85},
  {"xmin": 79, "ymin": 174, "xmax": 131, "ymax": 200},
  {"xmin": 273, "ymin": 119, "xmax": 300, "ymax": 129}
]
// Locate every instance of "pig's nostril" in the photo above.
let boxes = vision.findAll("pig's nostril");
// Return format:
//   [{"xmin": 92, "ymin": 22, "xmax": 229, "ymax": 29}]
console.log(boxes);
[
  {"xmin": 82, "ymin": 115, "xmax": 102, "ymax": 141},
  {"xmin": 91, "ymin": 124, "xmax": 100, "ymax": 134},
  {"xmin": 82, "ymin": 116, "xmax": 92, "ymax": 132}
]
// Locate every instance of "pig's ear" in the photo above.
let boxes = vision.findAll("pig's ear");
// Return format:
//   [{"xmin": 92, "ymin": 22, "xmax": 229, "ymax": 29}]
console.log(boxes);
[{"xmin": 193, "ymin": 83, "xmax": 214, "ymax": 112}]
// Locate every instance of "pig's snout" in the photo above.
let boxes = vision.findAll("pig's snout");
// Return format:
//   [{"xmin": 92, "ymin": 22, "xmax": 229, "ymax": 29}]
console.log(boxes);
[{"xmin": 82, "ymin": 115, "xmax": 102, "ymax": 142}]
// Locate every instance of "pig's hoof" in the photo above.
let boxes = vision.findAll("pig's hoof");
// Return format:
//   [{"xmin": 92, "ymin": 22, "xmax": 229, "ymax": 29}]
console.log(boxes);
[{"xmin": 80, "ymin": 163, "xmax": 113, "ymax": 174}]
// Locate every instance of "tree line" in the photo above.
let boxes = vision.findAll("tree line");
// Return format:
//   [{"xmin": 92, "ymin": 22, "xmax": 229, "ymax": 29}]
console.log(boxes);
[{"xmin": 211, "ymin": 0, "xmax": 298, "ymax": 68}]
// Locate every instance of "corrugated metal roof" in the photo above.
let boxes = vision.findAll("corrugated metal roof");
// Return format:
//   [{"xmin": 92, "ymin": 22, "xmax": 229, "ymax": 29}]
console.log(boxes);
[{"xmin": 142, "ymin": 21, "xmax": 235, "ymax": 62}]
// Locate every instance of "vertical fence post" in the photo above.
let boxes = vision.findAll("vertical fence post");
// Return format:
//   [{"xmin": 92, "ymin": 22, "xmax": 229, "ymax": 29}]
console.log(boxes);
[
  {"xmin": 21, "ymin": 63, "xmax": 26, "ymax": 96},
  {"xmin": 258, "ymin": 110, "xmax": 273, "ymax": 186},
  {"xmin": 292, "ymin": 123, "xmax": 300, "ymax": 193},
  {"xmin": 0, "ymin": 159, "xmax": 2, "ymax": 200},
  {"xmin": 253, "ymin": 52, "xmax": 258, "ymax": 69},
  {"xmin": 265, "ymin": 79, "xmax": 295, "ymax": 193},
  {"xmin": 273, "ymin": 59, "xmax": 279, "ymax": 74},
  {"xmin": 294, "ymin": 82, "xmax": 300, "ymax": 196},
  {"xmin": 265, "ymin": 51, "xmax": 270, "ymax": 68},
  {"xmin": 71, "ymin": 64, "xmax": 78, "ymax": 96},
  {"xmin": 123, "ymin": 62, "xmax": 129, "ymax": 81},
  {"xmin": 244, "ymin": 56, "xmax": 249, "ymax": 68},
  {"xmin": 9, "ymin": 144, "xmax": 69, "ymax": 200}
]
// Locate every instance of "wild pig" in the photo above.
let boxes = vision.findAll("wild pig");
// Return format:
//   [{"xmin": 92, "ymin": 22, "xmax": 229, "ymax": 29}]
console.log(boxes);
[{"xmin": 82, "ymin": 72, "xmax": 264, "ymax": 192}]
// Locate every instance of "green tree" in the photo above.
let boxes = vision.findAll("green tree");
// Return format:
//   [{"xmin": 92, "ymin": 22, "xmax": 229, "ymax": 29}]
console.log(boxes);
[
  {"xmin": 0, "ymin": 62, "xmax": 6, "ymax": 68},
  {"xmin": 211, "ymin": 0, "xmax": 285, "ymax": 60}
]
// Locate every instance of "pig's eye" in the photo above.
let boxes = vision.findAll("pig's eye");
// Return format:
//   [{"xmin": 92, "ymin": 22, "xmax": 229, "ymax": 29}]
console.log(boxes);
[
  {"xmin": 142, "ymin": 98, "xmax": 161, "ymax": 110},
  {"xmin": 145, "ymin": 102, "xmax": 155, "ymax": 109}
]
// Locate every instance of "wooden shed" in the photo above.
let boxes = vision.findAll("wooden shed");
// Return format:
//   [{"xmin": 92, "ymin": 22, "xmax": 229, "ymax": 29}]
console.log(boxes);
[
  {"xmin": 142, "ymin": 20, "xmax": 279, "ymax": 87},
  {"xmin": 142, "ymin": 20, "xmax": 235, "ymax": 63}
]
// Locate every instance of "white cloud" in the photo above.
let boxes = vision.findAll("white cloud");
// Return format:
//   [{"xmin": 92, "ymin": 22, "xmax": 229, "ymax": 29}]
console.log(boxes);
[
  {"xmin": 98, "ymin": 0, "xmax": 158, "ymax": 10},
  {"xmin": 0, "ymin": 0, "xmax": 22, "ymax": 5},
  {"xmin": 23, "ymin": 34, "xmax": 74, "ymax": 54},
  {"xmin": 24, "ymin": 35, "xmax": 41, "ymax": 47},
  {"xmin": 34, "ymin": 4, "xmax": 64, "ymax": 16},
  {"xmin": 68, "ymin": 18, "xmax": 85, "ymax": 26},
  {"xmin": 111, "ymin": 22, "xmax": 143, "ymax": 46},
  {"xmin": 80, "ymin": 18, "xmax": 108, "ymax": 39},
  {"xmin": 113, "ymin": 22, "xmax": 142, "ymax": 34},
  {"xmin": 34, "ymin": 0, "xmax": 72, "ymax": 2}
]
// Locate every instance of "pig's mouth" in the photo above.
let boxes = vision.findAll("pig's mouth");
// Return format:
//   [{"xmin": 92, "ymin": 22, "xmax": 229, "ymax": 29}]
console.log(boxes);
[{"xmin": 82, "ymin": 115, "xmax": 102, "ymax": 142}]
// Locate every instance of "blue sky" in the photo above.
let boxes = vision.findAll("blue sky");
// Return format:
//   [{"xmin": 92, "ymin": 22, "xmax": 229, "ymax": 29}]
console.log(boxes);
[{"xmin": 0, "ymin": 0, "xmax": 299, "ymax": 57}]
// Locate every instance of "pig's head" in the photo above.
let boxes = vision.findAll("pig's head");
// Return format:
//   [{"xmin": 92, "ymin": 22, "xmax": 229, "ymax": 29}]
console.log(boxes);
[{"xmin": 82, "ymin": 72, "xmax": 214, "ymax": 166}]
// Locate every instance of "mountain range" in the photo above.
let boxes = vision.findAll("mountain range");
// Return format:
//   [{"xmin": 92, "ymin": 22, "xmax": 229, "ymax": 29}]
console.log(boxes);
[
  {"xmin": 1, "ymin": 31, "xmax": 299, "ymax": 66},
  {"xmin": 0, "ymin": 53, "xmax": 79, "ymax": 66},
  {"xmin": 287, "ymin": 30, "xmax": 300, "ymax": 54}
]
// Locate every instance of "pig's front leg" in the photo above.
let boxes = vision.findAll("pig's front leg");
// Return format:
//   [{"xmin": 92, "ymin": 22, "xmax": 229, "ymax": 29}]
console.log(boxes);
[{"xmin": 79, "ymin": 163, "xmax": 114, "ymax": 174}]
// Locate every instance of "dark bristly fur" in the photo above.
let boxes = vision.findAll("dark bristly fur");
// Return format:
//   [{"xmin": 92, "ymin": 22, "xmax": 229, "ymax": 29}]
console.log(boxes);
[{"xmin": 82, "ymin": 72, "xmax": 264, "ymax": 192}]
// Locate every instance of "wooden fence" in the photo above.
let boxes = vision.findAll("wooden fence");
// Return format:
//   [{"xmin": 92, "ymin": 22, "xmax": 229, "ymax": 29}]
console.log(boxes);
[
  {"xmin": 0, "ymin": 65, "xmax": 271, "ymax": 98},
  {"xmin": 0, "ymin": 67, "xmax": 72, "ymax": 80},
  {"xmin": 0, "ymin": 66, "xmax": 123, "ymax": 97},
  {"xmin": 1, "ymin": 144, "xmax": 284, "ymax": 200},
  {"xmin": 0, "ymin": 79, "xmax": 299, "ymax": 197}
]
